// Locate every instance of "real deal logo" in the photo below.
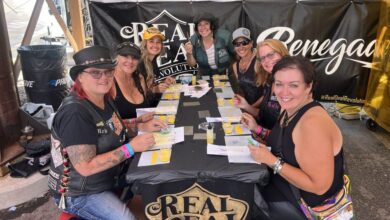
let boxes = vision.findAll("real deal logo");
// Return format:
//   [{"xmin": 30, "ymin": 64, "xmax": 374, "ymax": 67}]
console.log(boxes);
[{"xmin": 145, "ymin": 183, "xmax": 249, "ymax": 220}]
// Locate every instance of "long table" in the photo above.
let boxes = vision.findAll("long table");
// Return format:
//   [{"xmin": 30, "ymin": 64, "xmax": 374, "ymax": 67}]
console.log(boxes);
[{"xmin": 126, "ymin": 84, "xmax": 269, "ymax": 219}]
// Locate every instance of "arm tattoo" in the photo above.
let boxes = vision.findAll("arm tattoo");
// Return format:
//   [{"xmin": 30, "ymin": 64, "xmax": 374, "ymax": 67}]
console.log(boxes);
[{"xmin": 67, "ymin": 144, "xmax": 96, "ymax": 166}]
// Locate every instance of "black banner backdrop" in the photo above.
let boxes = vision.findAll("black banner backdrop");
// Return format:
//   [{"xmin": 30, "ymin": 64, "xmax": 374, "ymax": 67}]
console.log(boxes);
[{"xmin": 89, "ymin": 0, "xmax": 380, "ymax": 104}]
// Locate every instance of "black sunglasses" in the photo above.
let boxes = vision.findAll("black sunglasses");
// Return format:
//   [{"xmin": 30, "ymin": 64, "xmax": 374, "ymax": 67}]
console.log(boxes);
[
  {"xmin": 233, "ymin": 39, "xmax": 250, "ymax": 47},
  {"xmin": 116, "ymin": 42, "xmax": 141, "ymax": 52}
]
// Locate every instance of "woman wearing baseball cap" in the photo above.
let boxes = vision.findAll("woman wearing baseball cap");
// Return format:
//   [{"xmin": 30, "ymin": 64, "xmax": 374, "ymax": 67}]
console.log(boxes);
[
  {"xmin": 139, "ymin": 27, "xmax": 176, "ymax": 106},
  {"xmin": 231, "ymin": 27, "xmax": 263, "ymax": 107},
  {"xmin": 184, "ymin": 12, "xmax": 235, "ymax": 77},
  {"xmin": 48, "ymin": 45, "xmax": 156, "ymax": 220},
  {"xmin": 113, "ymin": 42, "xmax": 167, "ymax": 132}
]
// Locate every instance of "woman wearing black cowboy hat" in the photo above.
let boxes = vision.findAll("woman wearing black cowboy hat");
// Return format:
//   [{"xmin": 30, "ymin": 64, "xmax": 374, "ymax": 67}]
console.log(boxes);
[
  {"xmin": 48, "ymin": 45, "xmax": 155, "ymax": 220},
  {"xmin": 184, "ymin": 12, "xmax": 235, "ymax": 77}
]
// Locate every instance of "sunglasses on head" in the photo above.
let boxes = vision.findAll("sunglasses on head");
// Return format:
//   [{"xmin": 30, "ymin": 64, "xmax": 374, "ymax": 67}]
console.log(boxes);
[
  {"xmin": 233, "ymin": 39, "xmax": 250, "ymax": 47},
  {"xmin": 116, "ymin": 42, "xmax": 141, "ymax": 52}
]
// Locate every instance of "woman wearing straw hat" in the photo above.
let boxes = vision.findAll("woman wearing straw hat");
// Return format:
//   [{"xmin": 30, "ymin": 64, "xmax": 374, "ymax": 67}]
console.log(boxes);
[{"xmin": 48, "ymin": 46, "xmax": 155, "ymax": 220}]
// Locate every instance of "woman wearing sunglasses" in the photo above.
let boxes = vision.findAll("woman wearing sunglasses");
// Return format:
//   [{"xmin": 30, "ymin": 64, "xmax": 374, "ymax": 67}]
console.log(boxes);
[
  {"xmin": 236, "ymin": 39, "xmax": 289, "ymax": 142},
  {"xmin": 48, "ymin": 46, "xmax": 155, "ymax": 220},
  {"xmin": 139, "ymin": 27, "xmax": 176, "ymax": 106},
  {"xmin": 231, "ymin": 27, "xmax": 263, "ymax": 107},
  {"xmin": 184, "ymin": 12, "xmax": 235, "ymax": 77},
  {"xmin": 113, "ymin": 42, "xmax": 167, "ymax": 133}
]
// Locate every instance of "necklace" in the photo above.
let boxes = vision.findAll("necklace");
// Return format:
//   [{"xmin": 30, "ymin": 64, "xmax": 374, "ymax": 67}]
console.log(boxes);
[
  {"xmin": 282, "ymin": 101, "xmax": 311, "ymax": 127},
  {"xmin": 238, "ymin": 55, "xmax": 253, "ymax": 73}
]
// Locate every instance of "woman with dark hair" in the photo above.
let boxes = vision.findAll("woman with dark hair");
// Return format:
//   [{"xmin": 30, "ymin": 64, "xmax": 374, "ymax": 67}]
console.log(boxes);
[
  {"xmin": 184, "ymin": 12, "xmax": 235, "ymax": 76},
  {"xmin": 113, "ymin": 42, "xmax": 166, "ymax": 132},
  {"xmin": 249, "ymin": 56, "xmax": 346, "ymax": 220},
  {"xmin": 48, "ymin": 46, "xmax": 155, "ymax": 220}
]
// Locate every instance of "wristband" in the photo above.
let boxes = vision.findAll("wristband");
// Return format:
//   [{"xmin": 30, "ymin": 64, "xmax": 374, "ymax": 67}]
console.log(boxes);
[
  {"xmin": 255, "ymin": 126, "xmax": 262, "ymax": 136},
  {"xmin": 125, "ymin": 143, "xmax": 135, "ymax": 157},
  {"xmin": 121, "ymin": 145, "xmax": 131, "ymax": 158}
]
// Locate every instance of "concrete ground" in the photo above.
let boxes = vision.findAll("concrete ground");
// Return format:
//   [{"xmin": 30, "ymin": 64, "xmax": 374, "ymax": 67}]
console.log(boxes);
[{"xmin": 0, "ymin": 116, "xmax": 389, "ymax": 220}]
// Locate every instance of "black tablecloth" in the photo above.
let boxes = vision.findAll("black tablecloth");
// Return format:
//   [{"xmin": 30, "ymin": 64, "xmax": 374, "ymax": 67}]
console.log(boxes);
[{"xmin": 126, "ymin": 86, "xmax": 269, "ymax": 188}]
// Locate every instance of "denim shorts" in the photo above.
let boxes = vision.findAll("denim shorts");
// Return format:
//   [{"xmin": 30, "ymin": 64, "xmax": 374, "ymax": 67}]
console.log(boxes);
[{"xmin": 54, "ymin": 191, "xmax": 136, "ymax": 220}]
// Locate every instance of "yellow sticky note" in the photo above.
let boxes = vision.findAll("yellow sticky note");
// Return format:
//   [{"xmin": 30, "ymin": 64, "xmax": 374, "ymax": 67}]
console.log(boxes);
[
  {"xmin": 151, "ymin": 151, "xmax": 158, "ymax": 164},
  {"xmin": 235, "ymin": 124, "xmax": 243, "ymax": 135},
  {"xmin": 159, "ymin": 148, "xmax": 171, "ymax": 162}
]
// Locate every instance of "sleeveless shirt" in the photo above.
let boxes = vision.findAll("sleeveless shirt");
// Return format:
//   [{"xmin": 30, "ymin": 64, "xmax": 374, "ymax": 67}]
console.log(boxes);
[
  {"xmin": 114, "ymin": 80, "xmax": 149, "ymax": 119},
  {"xmin": 236, "ymin": 58, "xmax": 263, "ymax": 105},
  {"xmin": 267, "ymin": 101, "xmax": 344, "ymax": 207}
]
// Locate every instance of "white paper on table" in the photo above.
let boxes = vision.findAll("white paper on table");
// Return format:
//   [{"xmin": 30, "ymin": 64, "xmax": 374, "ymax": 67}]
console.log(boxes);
[
  {"xmin": 191, "ymin": 87, "xmax": 211, "ymax": 98},
  {"xmin": 139, "ymin": 126, "xmax": 184, "ymax": 146},
  {"xmin": 206, "ymin": 117, "xmax": 223, "ymax": 123},
  {"xmin": 138, "ymin": 150, "xmax": 170, "ymax": 167},
  {"xmin": 218, "ymin": 106, "xmax": 242, "ymax": 122},
  {"xmin": 215, "ymin": 86, "xmax": 235, "ymax": 98},
  {"xmin": 155, "ymin": 106, "xmax": 177, "ymax": 114},
  {"xmin": 157, "ymin": 100, "xmax": 179, "ymax": 108},
  {"xmin": 224, "ymin": 135, "xmax": 252, "ymax": 146},
  {"xmin": 207, "ymin": 144, "xmax": 227, "ymax": 156},
  {"xmin": 136, "ymin": 108, "xmax": 156, "ymax": 117},
  {"xmin": 202, "ymin": 76, "xmax": 210, "ymax": 80},
  {"xmin": 174, "ymin": 127, "xmax": 184, "ymax": 144},
  {"xmin": 226, "ymin": 145, "xmax": 258, "ymax": 164}
]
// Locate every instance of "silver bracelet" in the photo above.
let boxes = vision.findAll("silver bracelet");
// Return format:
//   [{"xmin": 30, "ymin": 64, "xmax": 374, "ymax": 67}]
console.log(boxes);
[{"xmin": 272, "ymin": 157, "xmax": 284, "ymax": 175}]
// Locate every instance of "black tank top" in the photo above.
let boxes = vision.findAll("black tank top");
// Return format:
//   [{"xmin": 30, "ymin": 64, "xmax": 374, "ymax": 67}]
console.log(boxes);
[
  {"xmin": 267, "ymin": 101, "xmax": 344, "ymax": 207},
  {"xmin": 114, "ymin": 80, "xmax": 149, "ymax": 119},
  {"xmin": 236, "ymin": 58, "xmax": 263, "ymax": 105},
  {"xmin": 257, "ymin": 81, "xmax": 281, "ymax": 129}
]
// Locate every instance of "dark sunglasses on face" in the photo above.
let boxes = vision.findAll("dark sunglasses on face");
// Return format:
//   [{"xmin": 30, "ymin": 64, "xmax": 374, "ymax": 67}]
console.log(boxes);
[
  {"xmin": 233, "ymin": 39, "xmax": 250, "ymax": 47},
  {"xmin": 257, "ymin": 51, "xmax": 276, "ymax": 63},
  {"xmin": 83, "ymin": 69, "xmax": 114, "ymax": 79}
]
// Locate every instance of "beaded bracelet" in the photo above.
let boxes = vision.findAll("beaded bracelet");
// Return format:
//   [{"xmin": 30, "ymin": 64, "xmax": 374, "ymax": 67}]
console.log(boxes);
[{"xmin": 272, "ymin": 157, "xmax": 285, "ymax": 174}]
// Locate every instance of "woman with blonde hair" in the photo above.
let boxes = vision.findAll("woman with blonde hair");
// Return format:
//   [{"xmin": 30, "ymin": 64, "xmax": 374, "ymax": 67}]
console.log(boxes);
[
  {"xmin": 237, "ymin": 39, "xmax": 289, "ymax": 142},
  {"xmin": 231, "ymin": 27, "xmax": 262, "ymax": 107},
  {"xmin": 139, "ymin": 27, "xmax": 176, "ymax": 106}
]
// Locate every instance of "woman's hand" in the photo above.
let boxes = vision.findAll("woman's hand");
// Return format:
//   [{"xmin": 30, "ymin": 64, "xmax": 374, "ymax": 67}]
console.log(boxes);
[
  {"xmin": 164, "ymin": 76, "xmax": 176, "ymax": 85},
  {"xmin": 233, "ymin": 94, "xmax": 249, "ymax": 109},
  {"xmin": 241, "ymin": 113, "xmax": 258, "ymax": 131},
  {"xmin": 156, "ymin": 82, "xmax": 169, "ymax": 93},
  {"xmin": 248, "ymin": 143, "xmax": 276, "ymax": 166},
  {"xmin": 138, "ymin": 118, "xmax": 168, "ymax": 132},
  {"xmin": 184, "ymin": 42, "xmax": 193, "ymax": 55},
  {"xmin": 129, "ymin": 133, "xmax": 155, "ymax": 152},
  {"xmin": 137, "ymin": 112, "xmax": 155, "ymax": 123}
]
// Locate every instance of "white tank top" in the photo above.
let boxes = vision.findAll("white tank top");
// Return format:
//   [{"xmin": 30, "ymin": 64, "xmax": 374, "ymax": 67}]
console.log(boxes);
[{"xmin": 206, "ymin": 44, "xmax": 217, "ymax": 69}]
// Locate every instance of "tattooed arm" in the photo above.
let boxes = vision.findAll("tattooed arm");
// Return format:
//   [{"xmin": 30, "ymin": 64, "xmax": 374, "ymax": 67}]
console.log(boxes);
[
  {"xmin": 67, "ymin": 133, "xmax": 156, "ymax": 176},
  {"xmin": 66, "ymin": 144, "xmax": 126, "ymax": 176}
]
